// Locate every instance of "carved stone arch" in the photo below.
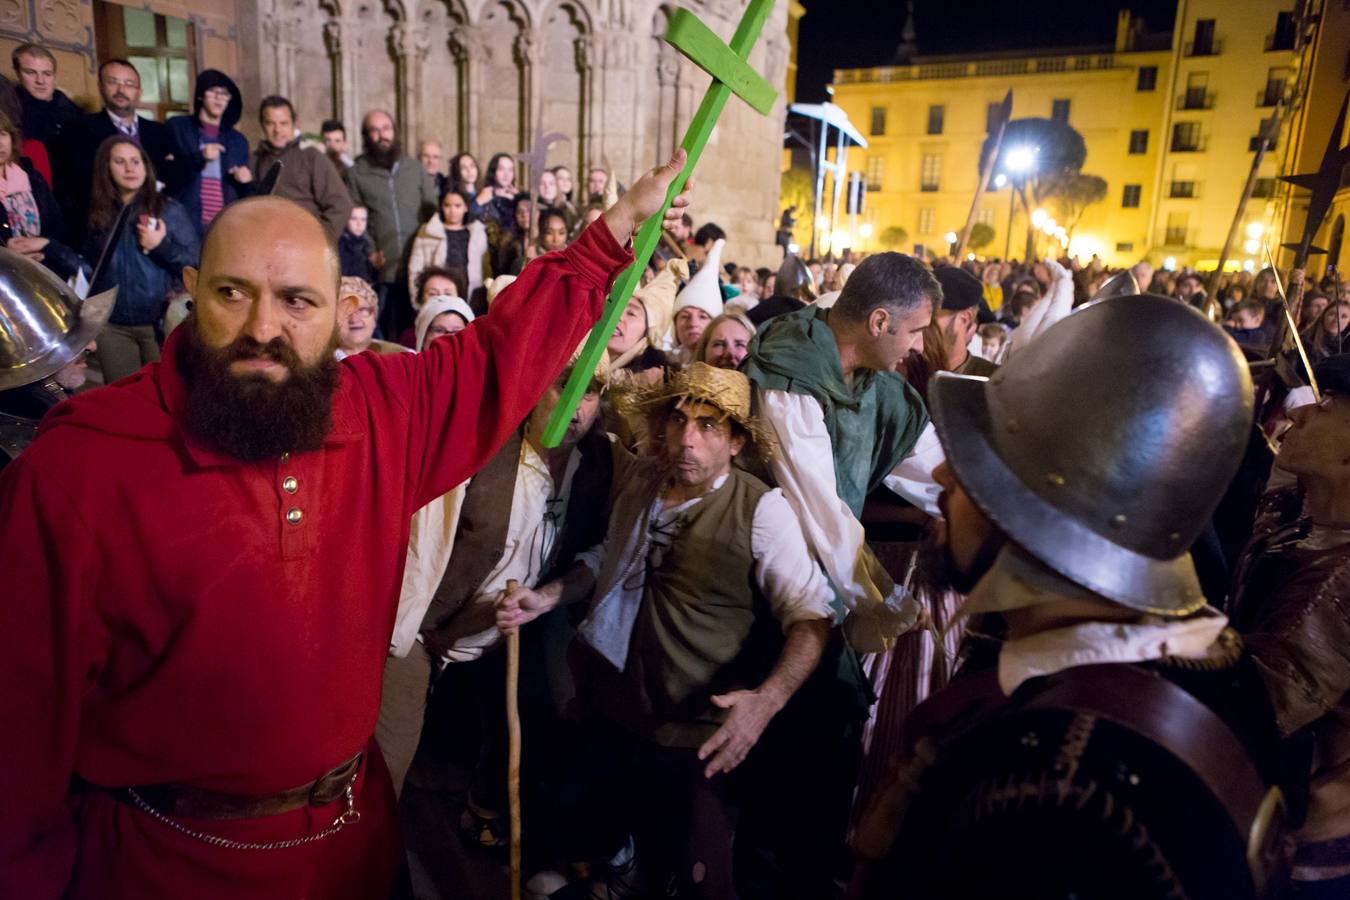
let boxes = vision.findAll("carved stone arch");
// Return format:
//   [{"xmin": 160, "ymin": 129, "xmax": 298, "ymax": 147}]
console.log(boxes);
[{"xmin": 413, "ymin": 0, "xmax": 471, "ymax": 152}]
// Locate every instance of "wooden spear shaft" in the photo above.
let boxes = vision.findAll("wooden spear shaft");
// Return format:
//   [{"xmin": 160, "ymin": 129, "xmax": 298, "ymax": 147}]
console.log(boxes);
[
  {"xmin": 504, "ymin": 578, "xmax": 522, "ymax": 900},
  {"xmin": 955, "ymin": 91, "xmax": 1011, "ymax": 260}
]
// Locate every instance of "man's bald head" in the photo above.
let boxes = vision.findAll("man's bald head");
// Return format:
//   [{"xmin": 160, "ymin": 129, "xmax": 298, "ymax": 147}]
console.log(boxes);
[
  {"xmin": 185, "ymin": 197, "xmax": 351, "ymax": 377},
  {"xmin": 201, "ymin": 197, "xmax": 339, "ymax": 289}
]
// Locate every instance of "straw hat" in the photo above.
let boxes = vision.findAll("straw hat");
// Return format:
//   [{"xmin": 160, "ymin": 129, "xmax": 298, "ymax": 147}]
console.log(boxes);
[{"xmin": 629, "ymin": 361, "xmax": 774, "ymax": 456}]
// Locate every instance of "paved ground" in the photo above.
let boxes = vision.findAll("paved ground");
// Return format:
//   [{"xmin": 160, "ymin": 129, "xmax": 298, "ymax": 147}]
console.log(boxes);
[{"xmin": 393, "ymin": 669, "xmax": 512, "ymax": 900}]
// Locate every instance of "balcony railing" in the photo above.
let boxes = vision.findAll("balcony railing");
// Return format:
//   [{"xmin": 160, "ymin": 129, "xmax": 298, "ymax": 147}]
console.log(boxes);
[
  {"xmin": 1184, "ymin": 37, "xmax": 1223, "ymax": 57},
  {"xmin": 1256, "ymin": 84, "xmax": 1285, "ymax": 107},
  {"xmin": 1169, "ymin": 181, "xmax": 1198, "ymax": 199},
  {"xmin": 1170, "ymin": 136, "xmax": 1206, "ymax": 152},
  {"xmin": 1163, "ymin": 227, "xmax": 1189, "ymax": 246},
  {"xmin": 1177, "ymin": 89, "xmax": 1213, "ymax": 110},
  {"xmin": 833, "ymin": 52, "xmax": 1118, "ymax": 85}
]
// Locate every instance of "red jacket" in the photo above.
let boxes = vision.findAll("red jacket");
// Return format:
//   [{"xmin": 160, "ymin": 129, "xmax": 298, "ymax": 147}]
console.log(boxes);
[{"xmin": 0, "ymin": 219, "xmax": 631, "ymax": 899}]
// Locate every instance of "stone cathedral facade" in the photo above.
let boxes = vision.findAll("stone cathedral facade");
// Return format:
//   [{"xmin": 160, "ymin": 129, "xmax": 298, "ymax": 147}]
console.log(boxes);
[{"xmin": 1, "ymin": 0, "xmax": 793, "ymax": 265}]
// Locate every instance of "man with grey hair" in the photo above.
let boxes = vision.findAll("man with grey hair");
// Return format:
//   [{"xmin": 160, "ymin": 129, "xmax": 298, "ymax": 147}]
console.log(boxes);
[{"xmin": 1131, "ymin": 260, "xmax": 1154, "ymax": 294}]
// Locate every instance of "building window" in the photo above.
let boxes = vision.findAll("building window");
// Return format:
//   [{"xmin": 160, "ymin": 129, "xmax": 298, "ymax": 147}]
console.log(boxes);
[
  {"xmin": 1182, "ymin": 72, "xmax": 1210, "ymax": 109},
  {"xmin": 1259, "ymin": 68, "xmax": 1289, "ymax": 107},
  {"xmin": 1250, "ymin": 117, "xmax": 1278, "ymax": 152},
  {"xmin": 1171, "ymin": 122, "xmax": 1202, "ymax": 151},
  {"xmin": 1252, "ymin": 177, "xmax": 1275, "ymax": 198},
  {"xmin": 1165, "ymin": 212, "xmax": 1189, "ymax": 245},
  {"xmin": 976, "ymin": 207, "xmax": 995, "ymax": 226},
  {"xmin": 1129, "ymin": 130, "xmax": 1149, "ymax": 154},
  {"xmin": 1122, "ymin": 184, "xmax": 1142, "ymax": 208},
  {"xmin": 1050, "ymin": 99, "xmax": 1070, "ymax": 123},
  {"xmin": 1116, "ymin": 242, "xmax": 1135, "ymax": 252},
  {"xmin": 920, "ymin": 154, "xmax": 941, "ymax": 192},
  {"xmin": 1188, "ymin": 18, "xmax": 1218, "ymax": 56},
  {"xmin": 986, "ymin": 102, "xmax": 1002, "ymax": 132},
  {"xmin": 1137, "ymin": 66, "xmax": 1158, "ymax": 91},
  {"xmin": 869, "ymin": 106, "xmax": 887, "ymax": 137},
  {"xmin": 94, "ymin": 3, "xmax": 196, "ymax": 121},
  {"xmin": 1169, "ymin": 181, "xmax": 1196, "ymax": 198},
  {"xmin": 865, "ymin": 155, "xmax": 885, "ymax": 191},
  {"xmin": 918, "ymin": 207, "xmax": 935, "ymax": 234},
  {"xmin": 1267, "ymin": 11, "xmax": 1295, "ymax": 51},
  {"xmin": 927, "ymin": 104, "xmax": 944, "ymax": 135}
]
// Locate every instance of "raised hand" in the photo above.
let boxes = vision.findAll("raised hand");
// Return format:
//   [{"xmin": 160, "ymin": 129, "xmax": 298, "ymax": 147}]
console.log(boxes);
[{"xmin": 601, "ymin": 147, "xmax": 694, "ymax": 246}]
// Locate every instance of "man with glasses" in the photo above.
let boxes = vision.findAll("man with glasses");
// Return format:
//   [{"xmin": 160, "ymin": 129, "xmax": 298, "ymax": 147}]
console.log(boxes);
[
  {"xmin": 72, "ymin": 59, "xmax": 180, "ymax": 237},
  {"xmin": 1229, "ymin": 354, "xmax": 1350, "ymax": 899}
]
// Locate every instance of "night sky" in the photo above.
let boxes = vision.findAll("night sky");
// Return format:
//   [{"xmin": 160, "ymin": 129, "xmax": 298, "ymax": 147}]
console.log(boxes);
[{"xmin": 795, "ymin": 0, "xmax": 1179, "ymax": 103}]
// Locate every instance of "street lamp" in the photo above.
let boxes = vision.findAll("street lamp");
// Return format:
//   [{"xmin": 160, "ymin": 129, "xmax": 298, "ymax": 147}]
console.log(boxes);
[{"xmin": 1003, "ymin": 146, "xmax": 1038, "ymax": 261}]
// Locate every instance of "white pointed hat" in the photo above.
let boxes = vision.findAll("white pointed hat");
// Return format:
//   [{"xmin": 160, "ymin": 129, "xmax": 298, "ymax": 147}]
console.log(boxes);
[{"xmin": 674, "ymin": 238, "xmax": 726, "ymax": 322}]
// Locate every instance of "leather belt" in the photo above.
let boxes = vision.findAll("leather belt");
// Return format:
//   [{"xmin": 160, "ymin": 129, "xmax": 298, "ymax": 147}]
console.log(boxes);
[{"xmin": 112, "ymin": 752, "xmax": 363, "ymax": 820}]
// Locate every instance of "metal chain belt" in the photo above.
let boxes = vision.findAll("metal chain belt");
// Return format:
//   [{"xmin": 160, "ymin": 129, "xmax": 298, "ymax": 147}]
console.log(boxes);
[{"xmin": 124, "ymin": 774, "xmax": 361, "ymax": 851}]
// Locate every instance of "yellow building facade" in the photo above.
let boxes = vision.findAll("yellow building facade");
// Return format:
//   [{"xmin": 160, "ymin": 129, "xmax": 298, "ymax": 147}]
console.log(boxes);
[{"xmin": 830, "ymin": 2, "xmax": 1341, "ymax": 272}]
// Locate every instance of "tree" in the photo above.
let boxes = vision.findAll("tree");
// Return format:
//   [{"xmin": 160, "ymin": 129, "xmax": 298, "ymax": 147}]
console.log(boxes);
[
  {"xmin": 969, "ymin": 222, "xmax": 996, "ymax": 252},
  {"xmin": 979, "ymin": 118, "xmax": 1087, "ymax": 259},
  {"xmin": 880, "ymin": 225, "xmax": 909, "ymax": 250},
  {"xmin": 1054, "ymin": 173, "xmax": 1108, "ymax": 238}
]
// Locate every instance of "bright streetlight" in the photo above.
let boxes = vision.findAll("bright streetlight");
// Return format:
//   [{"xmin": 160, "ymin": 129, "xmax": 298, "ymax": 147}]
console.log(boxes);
[
  {"xmin": 1005, "ymin": 145, "xmax": 1038, "ymax": 173},
  {"xmin": 1246, "ymin": 222, "xmax": 1264, "ymax": 239},
  {"xmin": 1031, "ymin": 208, "xmax": 1048, "ymax": 228},
  {"xmin": 993, "ymin": 173, "xmax": 1008, "ymax": 188},
  {"xmin": 1244, "ymin": 238, "xmax": 1260, "ymax": 254},
  {"xmin": 816, "ymin": 214, "xmax": 830, "ymax": 232},
  {"xmin": 944, "ymin": 231, "xmax": 958, "ymax": 245},
  {"xmin": 859, "ymin": 223, "xmax": 873, "ymax": 238}
]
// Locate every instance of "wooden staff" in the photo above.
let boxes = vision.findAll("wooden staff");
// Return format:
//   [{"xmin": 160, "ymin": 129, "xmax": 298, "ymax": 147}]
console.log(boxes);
[
  {"xmin": 954, "ymin": 89, "xmax": 1012, "ymax": 260},
  {"xmin": 504, "ymin": 578, "xmax": 522, "ymax": 900}
]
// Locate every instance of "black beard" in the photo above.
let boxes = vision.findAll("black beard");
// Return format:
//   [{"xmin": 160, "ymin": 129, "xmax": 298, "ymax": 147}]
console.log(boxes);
[
  {"xmin": 365, "ymin": 136, "xmax": 402, "ymax": 170},
  {"xmin": 177, "ymin": 318, "xmax": 341, "ymax": 463}
]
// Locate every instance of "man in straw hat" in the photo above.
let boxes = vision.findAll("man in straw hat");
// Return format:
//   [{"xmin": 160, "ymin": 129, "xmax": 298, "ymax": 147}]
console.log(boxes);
[
  {"xmin": 852, "ymin": 294, "xmax": 1286, "ymax": 900},
  {"xmin": 497, "ymin": 362, "xmax": 833, "ymax": 899},
  {"xmin": 0, "ymin": 147, "xmax": 692, "ymax": 898}
]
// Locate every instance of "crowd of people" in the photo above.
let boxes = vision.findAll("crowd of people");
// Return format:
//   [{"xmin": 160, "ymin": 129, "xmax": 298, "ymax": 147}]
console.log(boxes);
[{"xmin": 2, "ymin": 38, "xmax": 1349, "ymax": 900}]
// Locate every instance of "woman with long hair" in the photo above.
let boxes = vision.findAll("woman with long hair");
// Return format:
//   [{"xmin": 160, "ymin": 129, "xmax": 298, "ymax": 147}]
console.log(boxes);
[
  {"xmin": 475, "ymin": 152, "xmax": 517, "ymax": 228},
  {"xmin": 1303, "ymin": 298, "xmax": 1350, "ymax": 362},
  {"xmin": 448, "ymin": 152, "xmax": 480, "ymax": 213},
  {"xmin": 0, "ymin": 109, "xmax": 81, "ymax": 279},
  {"xmin": 408, "ymin": 187, "xmax": 488, "ymax": 306},
  {"xmin": 84, "ymin": 135, "xmax": 199, "ymax": 382}
]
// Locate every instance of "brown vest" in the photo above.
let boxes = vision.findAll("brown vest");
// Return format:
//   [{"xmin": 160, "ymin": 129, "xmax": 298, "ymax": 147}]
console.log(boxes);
[{"xmin": 587, "ymin": 467, "xmax": 782, "ymax": 748}]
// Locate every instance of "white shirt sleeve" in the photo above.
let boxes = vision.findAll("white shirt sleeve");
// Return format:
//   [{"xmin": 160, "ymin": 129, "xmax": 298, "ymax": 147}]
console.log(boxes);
[
  {"xmin": 750, "ymin": 489, "xmax": 835, "ymax": 629},
  {"xmin": 759, "ymin": 389, "xmax": 920, "ymax": 651},
  {"xmin": 881, "ymin": 421, "xmax": 945, "ymax": 519}
]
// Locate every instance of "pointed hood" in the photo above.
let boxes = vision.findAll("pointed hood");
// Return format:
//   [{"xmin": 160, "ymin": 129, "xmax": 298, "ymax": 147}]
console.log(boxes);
[
  {"xmin": 674, "ymin": 238, "xmax": 726, "ymax": 324},
  {"xmin": 636, "ymin": 257, "xmax": 687, "ymax": 349}
]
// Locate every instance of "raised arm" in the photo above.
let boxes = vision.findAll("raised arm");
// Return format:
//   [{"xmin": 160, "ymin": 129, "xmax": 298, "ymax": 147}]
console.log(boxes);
[{"xmin": 351, "ymin": 150, "xmax": 693, "ymax": 510}]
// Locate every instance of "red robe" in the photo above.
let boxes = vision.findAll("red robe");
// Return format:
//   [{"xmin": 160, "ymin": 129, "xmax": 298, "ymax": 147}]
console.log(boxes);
[{"xmin": 0, "ymin": 220, "xmax": 631, "ymax": 899}]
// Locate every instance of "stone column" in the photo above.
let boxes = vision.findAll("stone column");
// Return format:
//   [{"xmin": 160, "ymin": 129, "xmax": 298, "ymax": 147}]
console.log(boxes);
[
  {"xmin": 513, "ymin": 29, "xmax": 542, "ymax": 154},
  {"xmin": 655, "ymin": 41, "xmax": 681, "ymax": 164},
  {"xmin": 448, "ymin": 25, "xmax": 485, "ymax": 155},
  {"xmin": 574, "ymin": 34, "xmax": 600, "ymax": 178},
  {"xmin": 261, "ymin": 15, "xmax": 300, "ymax": 101},
  {"xmin": 391, "ymin": 22, "xmax": 432, "ymax": 148},
  {"xmin": 323, "ymin": 16, "xmax": 365, "ymax": 139}
]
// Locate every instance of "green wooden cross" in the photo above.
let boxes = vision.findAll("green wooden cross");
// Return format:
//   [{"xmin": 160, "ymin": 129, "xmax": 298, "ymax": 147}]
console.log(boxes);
[{"xmin": 541, "ymin": 0, "xmax": 778, "ymax": 447}]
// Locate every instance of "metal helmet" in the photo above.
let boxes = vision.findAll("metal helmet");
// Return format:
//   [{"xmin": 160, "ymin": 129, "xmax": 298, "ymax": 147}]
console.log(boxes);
[
  {"xmin": 929, "ymin": 295, "xmax": 1253, "ymax": 615},
  {"xmin": 1089, "ymin": 269, "xmax": 1139, "ymax": 303},
  {"xmin": 0, "ymin": 248, "xmax": 115, "ymax": 391},
  {"xmin": 775, "ymin": 254, "xmax": 816, "ymax": 301}
]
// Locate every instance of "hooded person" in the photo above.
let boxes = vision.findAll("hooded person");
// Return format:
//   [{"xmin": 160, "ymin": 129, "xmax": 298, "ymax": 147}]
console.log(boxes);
[
  {"xmin": 853, "ymin": 295, "xmax": 1287, "ymax": 900},
  {"xmin": 669, "ymin": 238, "xmax": 725, "ymax": 362},
  {"xmin": 607, "ymin": 258, "xmax": 686, "ymax": 383},
  {"xmin": 413, "ymin": 295, "xmax": 476, "ymax": 351},
  {"xmin": 748, "ymin": 254, "xmax": 817, "ymax": 327},
  {"xmin": 166, "ymin": 70, "xmax": 252, "ymax": 235}
]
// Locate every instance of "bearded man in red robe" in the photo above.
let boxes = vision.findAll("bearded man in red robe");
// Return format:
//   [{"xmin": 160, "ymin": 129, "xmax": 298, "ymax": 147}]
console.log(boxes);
[{"xmin": 0, "ymin": 150, "xmax": 692, "ymax": 900}]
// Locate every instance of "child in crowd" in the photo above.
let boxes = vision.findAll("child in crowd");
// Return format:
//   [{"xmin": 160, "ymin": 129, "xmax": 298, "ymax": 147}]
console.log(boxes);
[{"xmin": 339, "ymin": 205, "xmax": 379, "ymax": 285}]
